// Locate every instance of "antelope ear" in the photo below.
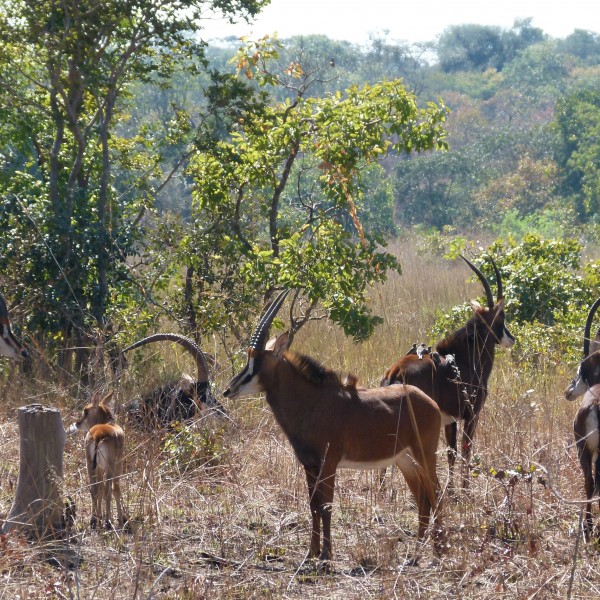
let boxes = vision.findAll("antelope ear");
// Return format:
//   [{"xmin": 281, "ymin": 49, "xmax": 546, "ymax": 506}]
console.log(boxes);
[
  {"xmin": 265, "ymin": 335, "xmax": 279, "ymax": 351},
  {"xmin": 272, "ymin": 331, "xmax": 291, "ymax": 357},
  {"xmin": 101, "ymin": 391, "xmax": 114, "ymax": 406},
  {"xmin": 470, "ymin": 299, "xmax": 482, "ymax": 312}
]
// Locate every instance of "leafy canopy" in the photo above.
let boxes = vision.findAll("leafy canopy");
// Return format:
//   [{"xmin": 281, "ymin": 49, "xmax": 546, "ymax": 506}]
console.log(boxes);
[{"xmin": 181, "ymin": 36, "xmax": 449, "ymax": 342}]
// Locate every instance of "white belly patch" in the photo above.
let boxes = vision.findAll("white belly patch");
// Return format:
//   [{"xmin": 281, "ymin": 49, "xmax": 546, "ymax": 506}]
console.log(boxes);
[
  {"xmin": 338, "ymin": 447, "xmax": 415, "ymax": 471},
  {"xmin": 441, "ymin": 412, "xmax": 457, "ymax": 426}
]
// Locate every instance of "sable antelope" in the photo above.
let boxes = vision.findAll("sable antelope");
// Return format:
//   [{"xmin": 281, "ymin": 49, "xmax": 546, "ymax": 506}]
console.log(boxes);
[
  {"xmin": 565, "ymin": 296, "xmax": 600, "ymax": 539},
  {"xmin": 0, "ymin": 291, "xmax": 28, "ymax": 361},
  {"xmin": 381, "ymin": 255, "xmax": 515, "ymax": 486},
  {"xmin": 67, "ymin": 393, "xmax": 127, "ymax": 530},
  {"xmin": 223, "ymin": 290, "xmax": 442, "ymax": 561},
  {"xmin": 120, "ymin": 333, "xmax": 223, "ymax": 427}
]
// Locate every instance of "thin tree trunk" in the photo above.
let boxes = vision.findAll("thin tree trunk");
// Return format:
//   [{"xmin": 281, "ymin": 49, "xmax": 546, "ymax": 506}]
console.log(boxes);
[{"xmin": 2, "ymin": 405, "xmax": 67, "ymax": 538}]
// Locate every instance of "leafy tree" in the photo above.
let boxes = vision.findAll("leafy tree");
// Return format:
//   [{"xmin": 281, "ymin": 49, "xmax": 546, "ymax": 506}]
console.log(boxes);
[
  {"xmin": 437, "ymin": 24, "xmax": 506, "ymax": 73},
  {"xmin": 0, "ymin": 0, "xmax": 263, "ymax": 374},
  {"xmin": 554, "ymin": 84, "xmax": 600, "ymax": 221},
  {"xmin": 436, "ymin": 20, "xmax": 544, "ymax": 73},
  {"xmin": 474, "ymin": 155, "xmax": 559, "ymax": 216},
  {"xmin": 559, "ymin": 29, "xmax": 600, "ymax": 64},
  {"xmin": 502, "ymin": 40, "xmax": 569, "ymax": 101},
  {"xmin": 175, "ymin": 36, "xmax": 448, "ymax": 344}
]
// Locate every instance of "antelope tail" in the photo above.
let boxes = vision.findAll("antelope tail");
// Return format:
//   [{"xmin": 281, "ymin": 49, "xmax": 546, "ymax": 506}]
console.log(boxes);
[{"xmin": 92, "ymin": 440, "xmax": 99, "ymax": 471}]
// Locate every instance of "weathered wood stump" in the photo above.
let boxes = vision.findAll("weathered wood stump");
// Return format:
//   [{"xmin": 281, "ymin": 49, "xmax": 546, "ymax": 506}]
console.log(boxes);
[{"xmin": 2, "ymin": 404, "xmax": 67, "ymax": 538}]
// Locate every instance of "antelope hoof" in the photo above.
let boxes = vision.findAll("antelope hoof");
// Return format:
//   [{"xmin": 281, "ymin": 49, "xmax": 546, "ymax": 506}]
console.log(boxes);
[{"xmin": 90, "ymin": 516, "xmax": 98, "ymax": 529}]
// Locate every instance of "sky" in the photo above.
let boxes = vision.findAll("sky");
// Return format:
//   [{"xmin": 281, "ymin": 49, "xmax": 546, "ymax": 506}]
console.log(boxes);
[{"xmin": 202, "ymin": 0, "xmax": 599, "ymax": 46}]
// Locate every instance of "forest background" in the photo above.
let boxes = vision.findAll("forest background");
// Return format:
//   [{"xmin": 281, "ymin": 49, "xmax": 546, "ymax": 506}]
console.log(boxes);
[{"xmin": 1, "ymin": 3, "xmax": 600, "ymax": 375}]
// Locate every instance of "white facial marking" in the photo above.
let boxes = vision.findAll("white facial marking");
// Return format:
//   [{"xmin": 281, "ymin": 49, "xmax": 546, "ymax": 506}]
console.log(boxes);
[
  {"xmin": 565, "ymin": 371, "xmax": 586, "ymax": 401},
  {"xmin": 500, "ymin": 328, "xmax": 515, "ymax": 348},
  {"xmin": 66, "ymin": 423, "xmax": 80, "ymax": 435},
  {"xmin": 0, "ymin": 325, "xmax": 16, "ymax": 358},
  {"xmin": 227, "ymin": 372, "xmax": 263, "ymax": 400}
]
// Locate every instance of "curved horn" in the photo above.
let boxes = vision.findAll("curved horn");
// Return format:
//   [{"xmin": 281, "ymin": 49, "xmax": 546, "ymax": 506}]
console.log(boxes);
[
  {"xmin": 249, "ymin": 289, "xmax": 290, "ymax": 351},
  {"xmin": 460, "ymin": 255, "xmax": 494, "ymax": 309},
  {"xmin": 122, "ymin": 333, "xmax": 209, "ymax": 382},
  {"xmin": 489, "ymin": 256, "xmax": 503, "ymax": 301},
  {"xmin": 583, "ymin": 297, "xmax": 600, "ymax": 357},
  {"xmin": 0, "ymin": 292, "xmax": 8, "ymax": 318}
]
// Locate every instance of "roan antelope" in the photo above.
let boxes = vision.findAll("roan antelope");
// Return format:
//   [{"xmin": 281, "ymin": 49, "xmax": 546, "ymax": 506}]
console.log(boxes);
[
  {"xmin": 67, "ymin": 393, "xmax": 128, "ymax": 530},
  {"xmin": 0, "ymin": 291, "xmax": 28, "ymax": 361},
  {"xmin": 223, "ymin": 290, "xmax": 442, "ymax": 561},
  {"xmin": 120, "ymin": 333, "xmax": 223, "ymax": 427},
  {"xmin": 381, "ymin": 255, "xmax": 515, "ymax": 486},
  {"xmin": 565, "ymin": 296, "xmax": 600, "ymax": 539}
]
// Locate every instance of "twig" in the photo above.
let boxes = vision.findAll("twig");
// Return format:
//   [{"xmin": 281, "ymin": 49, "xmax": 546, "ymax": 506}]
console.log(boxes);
[{"xmin": 567, "ymin": 507, "xmax": 584, "ymax": 600}]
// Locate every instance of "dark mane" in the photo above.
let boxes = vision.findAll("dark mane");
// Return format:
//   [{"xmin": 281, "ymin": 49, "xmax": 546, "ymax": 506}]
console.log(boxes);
[
  {"xmin": 284, "ymin": 351, "xmax": 352, "ymax": 387},
  {"xmin": 435, "ymin": 318, "xmax": 475, "ymax": 356}
]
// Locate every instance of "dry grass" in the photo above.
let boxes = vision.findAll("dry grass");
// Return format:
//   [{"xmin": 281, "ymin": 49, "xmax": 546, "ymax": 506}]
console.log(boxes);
[{"xmin": 0, "ymin": 246, "xmax": 597, "ymax": 599}]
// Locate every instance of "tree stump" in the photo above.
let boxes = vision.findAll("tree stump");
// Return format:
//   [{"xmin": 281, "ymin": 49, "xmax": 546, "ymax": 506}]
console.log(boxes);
[{"xmin": 2, "ymin": 404, "xmax": 67, "ymax": 538}]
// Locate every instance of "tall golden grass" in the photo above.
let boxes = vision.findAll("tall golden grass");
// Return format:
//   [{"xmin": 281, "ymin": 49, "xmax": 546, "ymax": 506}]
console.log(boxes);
[{"xmin": 0, "ymin": 243, "xmax": 591, "ymax": 599}]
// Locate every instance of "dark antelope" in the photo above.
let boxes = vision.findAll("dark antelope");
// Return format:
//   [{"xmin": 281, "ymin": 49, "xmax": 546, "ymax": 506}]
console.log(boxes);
[
  {"xmin": 565, "ymin": 296, "xmax": 600, "ymax": 539},
  {"xmin": 381, "ymin": 255, "xmax": 515, "ymax": 486},
  {"xmin": 120, "ymin": 333, "xmax": 223, "ymax": 427},
  {"xmin": 0, "ymin": 291, "xmax": 28, "ymax": 361},
  {"xmin": 67, "ymin": 393, "xmax": 128, "ymax": 530},
  {"xmin": 223, "ymin": 290, "xmax": 442, "ymax": 561}
]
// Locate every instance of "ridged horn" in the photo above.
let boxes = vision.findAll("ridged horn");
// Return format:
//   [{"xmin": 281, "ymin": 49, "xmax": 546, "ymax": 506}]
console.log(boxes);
[
  {"xmin": 489, "ymin": 255, "xmax": 503, "ymax": 301},
  {"xmin": 583, "ymin": 297, "xmax": 600, "ymax": 357},
  {"xmin": 460, "ymin": 255, "xmax": 494, "ymax": 309},
  {"xmin": 0, "ymin": 292, "xmax": 8, "ymax": 319},
  {"xmin": 122, "ymin": 333, "xmax": 209, "ymax": 382},
  {"xmin": 249, "ymin": 290, "xmax": 290, "ymax": 351}
]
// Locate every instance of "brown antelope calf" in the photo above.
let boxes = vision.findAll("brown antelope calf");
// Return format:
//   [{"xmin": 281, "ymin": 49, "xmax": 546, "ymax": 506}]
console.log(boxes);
[
  {"xmin": 224, "ymin": 290, "xmax": 442, "ymax": 562},
  {"xmin": 67, "ymin": 394, "xmax": 127, "ymax": 530},
  {"xmin": 0, "ymin": 291, "xmax": 28, "ymax": 361},
  {"xmin": 565, "ymin": 297, "xmax": 600, "ymax": 539},
  {"xmin": 381, "ymin": 255, "xmax": 515, "ymax": 486}
]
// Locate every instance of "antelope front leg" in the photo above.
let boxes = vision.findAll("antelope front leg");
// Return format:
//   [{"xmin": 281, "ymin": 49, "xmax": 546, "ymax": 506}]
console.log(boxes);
[
  {"xmin": 579, "ymin": 445, "xmax": 595, "ymax": 540},
  {"xmin": 461, "ymin": 413, "xmax": 480, "ymax": 487},
  {"xmin": 444, "ymin": 422, "xmax": 457, "ymax": 485},
  {"xmin": 314, "ymin": 462, "xmax": 337, "ymax": 562},
  {"xmin": 304, "ymin": 462, "xmax": 337, "ymax": 561},
  {"xmin": 304, "ymin": 466, "xmax": 322, "ymax": 558}
]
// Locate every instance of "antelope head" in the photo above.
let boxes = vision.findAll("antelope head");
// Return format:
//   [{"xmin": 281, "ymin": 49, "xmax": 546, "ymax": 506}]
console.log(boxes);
[
  {"xmin": 223, "ymin": 290, "xmax": 290, "ymax": 400},
  {"xmin": 67, "ymin": 392, "xmax": 115, "ymax": 435},
  {"xmin": 461, "ymin": 255, "xmax": 515, "ymax": 349},
  {"xmin": 566, "ymin": 297, "xmax": 600, "ymax": 401},
  {"xmin": 0, "ymin": 292, "xmax": 28, "ymax": 361}
]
